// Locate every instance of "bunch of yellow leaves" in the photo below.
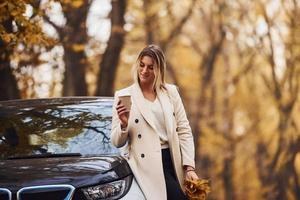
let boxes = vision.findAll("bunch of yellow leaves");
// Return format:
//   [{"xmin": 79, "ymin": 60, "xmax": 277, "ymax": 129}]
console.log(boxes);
[{"xmin": 184, "ymin": 179, "xmax": 211, "ymax": 200}]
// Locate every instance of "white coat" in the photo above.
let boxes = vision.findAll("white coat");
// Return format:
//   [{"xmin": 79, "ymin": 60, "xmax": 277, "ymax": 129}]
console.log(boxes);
[{"xmin": 111, "ymin": 83, "xmax": 195, "ymax": 200}]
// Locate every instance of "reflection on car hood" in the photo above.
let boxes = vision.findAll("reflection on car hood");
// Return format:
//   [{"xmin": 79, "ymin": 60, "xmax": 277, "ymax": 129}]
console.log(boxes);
[{"xmin": 0, "ymin": 155, "xmax": 131, "ymax": 192}]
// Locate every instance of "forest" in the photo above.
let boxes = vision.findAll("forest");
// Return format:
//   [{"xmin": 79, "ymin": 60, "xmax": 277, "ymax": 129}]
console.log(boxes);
[{"xmin": 1, "ymin": 0, "xmax": 300, "ymax": 199}]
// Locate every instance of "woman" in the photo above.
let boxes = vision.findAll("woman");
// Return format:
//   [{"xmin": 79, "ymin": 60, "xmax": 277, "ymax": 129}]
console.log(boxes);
[{"xmin": 111, "ymin": 44, "xmax": 199, "ymax": 200}]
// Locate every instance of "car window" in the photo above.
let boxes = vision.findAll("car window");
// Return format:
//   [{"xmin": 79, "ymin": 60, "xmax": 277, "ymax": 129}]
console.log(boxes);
[{"xmin": 0, "ymin": 99, "xmax": 120, "ymax": 159}]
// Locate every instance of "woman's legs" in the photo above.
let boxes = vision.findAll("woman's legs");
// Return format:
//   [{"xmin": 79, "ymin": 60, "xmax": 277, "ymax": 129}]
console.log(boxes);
[{"xmin": 162, "ymin": 148, "xmax": 188, "ymax": 200}]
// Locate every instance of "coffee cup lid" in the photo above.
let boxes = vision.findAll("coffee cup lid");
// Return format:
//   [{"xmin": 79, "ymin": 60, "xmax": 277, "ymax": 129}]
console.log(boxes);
[{"xmin": 118, "ymin": 90, "xmax": 131, "ymax": 97}]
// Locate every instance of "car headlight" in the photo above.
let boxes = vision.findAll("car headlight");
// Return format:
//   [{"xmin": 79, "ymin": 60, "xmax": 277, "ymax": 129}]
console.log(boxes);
[{"xmin": 81, "ymin": 179, "xmax": 129, "ymax": 200}]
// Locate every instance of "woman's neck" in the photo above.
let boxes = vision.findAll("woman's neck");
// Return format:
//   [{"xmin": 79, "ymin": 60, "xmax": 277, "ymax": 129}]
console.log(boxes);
[
  {"xmin": 140, "ymin": 83, "xmax": 156, "ymax": 101},
  {"xmin": 139, "ymin": 82, "xmax": 154, "ymax": 93}
]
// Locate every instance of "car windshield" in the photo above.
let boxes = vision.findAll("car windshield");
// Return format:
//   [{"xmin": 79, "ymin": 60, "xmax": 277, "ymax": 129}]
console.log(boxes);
[{"xmin": 0, "ymin": 98, "xmax": 120, "ymax": 160}]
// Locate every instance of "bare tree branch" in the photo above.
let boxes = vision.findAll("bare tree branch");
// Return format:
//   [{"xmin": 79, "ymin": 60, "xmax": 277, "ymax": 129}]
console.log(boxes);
[
  {"xmin": 262, "ymin": 4, "xmax": 282, "ymax": 100},
  {"xmin": 232, "ymin": 51, "xmax": 256, "ymax": 85},
  {"xmin": 42, "ymin": 14, "xmax": 64, "ymax": 39},
  {"xmin": 160, "ymin": 0, "xmax": 196, "ymax": 50}
]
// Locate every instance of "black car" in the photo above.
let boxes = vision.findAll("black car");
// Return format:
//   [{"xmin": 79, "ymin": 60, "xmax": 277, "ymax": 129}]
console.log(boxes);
[{"xmin": 0, "ymin": 97, "xmax": 145, "ymax": 200}]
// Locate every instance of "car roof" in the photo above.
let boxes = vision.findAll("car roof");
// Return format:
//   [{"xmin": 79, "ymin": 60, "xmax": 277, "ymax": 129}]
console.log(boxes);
[{"xmin": 0, "ymin": 97, "xmax": 114, "ymax": 108}]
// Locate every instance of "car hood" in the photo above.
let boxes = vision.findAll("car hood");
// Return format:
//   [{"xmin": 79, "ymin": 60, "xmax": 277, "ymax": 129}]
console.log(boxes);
[{"xmin": 0, "ymin": 155, "xmax": 131, "ymax": 192}]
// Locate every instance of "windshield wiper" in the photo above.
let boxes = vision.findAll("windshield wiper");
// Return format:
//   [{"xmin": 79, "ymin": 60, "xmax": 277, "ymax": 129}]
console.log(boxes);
[{"xmin": 7, "ymin": 153, "xmax": 82, "ymax": 160}]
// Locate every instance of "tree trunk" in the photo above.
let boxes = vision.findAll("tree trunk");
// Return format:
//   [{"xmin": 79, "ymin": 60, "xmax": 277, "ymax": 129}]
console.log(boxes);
[
  {"xmin": 274, "ymin": 137, "xmax": 300, "ymax": 200},
  {"xmin": 63, "ymin": 49, "xmax": 88, "ymax": 96},
  {"xmin": 256, "ymin": 112, "xmax": 298, "ymax": 200},
  {"xmin": 255, "ymin": 142, "xmax": 275, "ymax": 200},
  {"xmin": 292, "ymin": 154, "xmax": 300, "ymax": 199},
  {"xmin": 61, "ymin": 2, "xmax": 89, "ymax": 96},
  {"xmin": 96, "ymin": 0, "xmax": 127, "ymax": 96},
  {"xmin": 143, "ymin": 0, "xmax": 155, "ymax": 44},
  {"xmin": 192, "ymin": 30, "xmax": 226, "ymax": 159},
  {"xmin": 223, "ymin": 155, "xmax": 235, "ymax": 200},
  {"xmin": 142, "ymin": 0, "xmax": 195, "ymax": 87},
  {"xmin": 0, "ymin": 19, "xmax": 20, "ymax": 100},
  {"xmin": 0, "ymin": 63, "xmax": 20, "ymax": 100},
  {"xmin": 222, "ymin": 53, "xmax": 236, "ymax": 200}
]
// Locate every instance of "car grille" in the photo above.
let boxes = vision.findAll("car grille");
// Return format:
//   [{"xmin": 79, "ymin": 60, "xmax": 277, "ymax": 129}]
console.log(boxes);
[
  {"xmin": 0, "ymin": 188, "xmax": 12, "ymax": 200},
  {"xmin": 1, "ymin": 185, "xmax": 75, "ymax": 200}
]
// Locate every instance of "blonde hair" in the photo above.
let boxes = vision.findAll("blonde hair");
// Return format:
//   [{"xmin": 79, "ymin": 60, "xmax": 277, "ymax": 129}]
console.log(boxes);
[{"xmin": 132, "ymin": 44, "xmax": 166, "ymax": 91}]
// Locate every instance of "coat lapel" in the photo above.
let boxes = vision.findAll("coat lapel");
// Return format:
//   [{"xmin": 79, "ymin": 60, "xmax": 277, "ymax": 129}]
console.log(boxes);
[
  {"xmin": 130, "ymin": 83, "xmax": 157, "ymax": 130},
  {"xmin": 157, "ymin": 88, "xmax": 174, "ymax": 139}
]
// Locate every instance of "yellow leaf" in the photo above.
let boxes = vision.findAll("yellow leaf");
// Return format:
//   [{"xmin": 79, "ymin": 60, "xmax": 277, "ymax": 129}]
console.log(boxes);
[
  {"xmin": 1, "ymin": 33, "xmax": 13, "ymax": 43},
  {"xmin": 72, "ymin": 44, "xmax": 85, "ymax": 52},
  {"xmin": 71, "ymin": 0, "xmax": 84, "ymax": 8}
]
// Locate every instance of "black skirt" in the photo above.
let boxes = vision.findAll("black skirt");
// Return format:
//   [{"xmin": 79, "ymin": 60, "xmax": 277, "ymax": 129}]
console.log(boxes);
[{"xmin": 161, "ymin": 148, "xmax": 188, "ymax": 200}]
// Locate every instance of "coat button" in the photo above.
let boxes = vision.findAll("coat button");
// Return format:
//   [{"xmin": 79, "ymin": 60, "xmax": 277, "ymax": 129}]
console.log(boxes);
[
  {"xmin": 138, "ymin": 134, "xmax": 142, "ymax": 139},
  {"xmin": 176, "ymin": 127, "xmax": 179, "ymax": 132},
  {"xmin": 141, "ymin": 153, "xmax": 145, "ymax": 158},
  {"xmin": 173, "ymin": 112, "xmax": 175, "ymax": 117},
  {"xmin": 135, "ymin": 119, "xmax": 139, "ymax": 123}
]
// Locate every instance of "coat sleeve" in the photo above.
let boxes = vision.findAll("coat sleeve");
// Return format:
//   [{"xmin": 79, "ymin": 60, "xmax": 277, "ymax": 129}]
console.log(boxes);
[
  {"xmin": 170, "ymin": 85, "xmax": 195, "ymax": 168},
  {"xmin": 111, "ymin": 91, "xmax": 129, "ymax": 148}
]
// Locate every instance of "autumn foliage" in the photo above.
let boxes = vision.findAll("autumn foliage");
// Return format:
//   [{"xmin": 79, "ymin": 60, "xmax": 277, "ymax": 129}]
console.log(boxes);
[{"xmin": 1, "ymin": 0, "xmax": 300, "ymax": 200}]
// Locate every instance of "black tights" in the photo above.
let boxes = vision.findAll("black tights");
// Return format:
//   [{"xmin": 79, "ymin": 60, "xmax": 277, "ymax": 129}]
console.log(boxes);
[{"xmin": 161, "ymin": 148, "xmax": 188, "ymax": 200}]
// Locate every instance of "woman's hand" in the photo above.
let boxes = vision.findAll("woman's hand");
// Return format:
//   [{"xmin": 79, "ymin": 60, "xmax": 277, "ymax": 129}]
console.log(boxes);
[
  {"xmin": 185, "ymin": 170, "xmax": 199, "ymax": 181},
  {"xmin": 184, "ymin": 166, "xmax": 199, "ymax": 181},
  {"xmin": 116, "ymin": 100, "xmax": 129, "ymax": 128}
]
